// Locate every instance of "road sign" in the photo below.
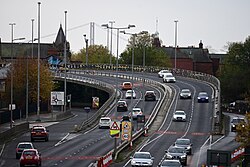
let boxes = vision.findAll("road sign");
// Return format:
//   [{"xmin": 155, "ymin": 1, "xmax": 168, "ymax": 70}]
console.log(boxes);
[
  {"xmin": 110, "ymin": 121, "xmax": 120, "ymax": 138},
  {"xmin": 121, "ymin": 121, "xmax": 132, "ymax": 141},
  {"xmin": 51, "ymin": 91, "xmax": 64, "ymax": 105}
]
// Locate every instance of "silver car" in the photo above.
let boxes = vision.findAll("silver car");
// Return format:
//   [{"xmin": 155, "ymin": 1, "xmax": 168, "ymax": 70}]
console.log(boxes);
[
  {"xmin": 174, "ymin": 138, "xmax": 192, "ymax": 155},
  {"xmin": 165, "ymin": 146, "xmax": 187, "ymax": 166},
  {"xmin": 130, "ymin": 151, "xmax": 154, "ymax": 167}
]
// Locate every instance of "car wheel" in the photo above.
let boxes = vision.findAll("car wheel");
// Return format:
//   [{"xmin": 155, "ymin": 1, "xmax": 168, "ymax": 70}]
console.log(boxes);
[
  {"xmin": 20, "ymin": 164, "xmax": 24, "ymax": 167},
  {"xmin": 31, "ymin": 137, "xmax": 34, "ymax": 142},
  {"xmin": 45, "ymin": 137, "xmax": 48, "ymax": 142},
  {"xmin": 16, "ymin": 153, "xmax": 19, "ymax": 159}
]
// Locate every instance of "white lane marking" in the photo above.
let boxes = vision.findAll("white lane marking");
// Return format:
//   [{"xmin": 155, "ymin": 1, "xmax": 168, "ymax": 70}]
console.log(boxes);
[
  {"xmin": 55, "ymin": 133, "xmax": 70, "ymax": 146},
  {"xmin": 0, "ymin": 143, "xmax": 5, "ymax": 157}
]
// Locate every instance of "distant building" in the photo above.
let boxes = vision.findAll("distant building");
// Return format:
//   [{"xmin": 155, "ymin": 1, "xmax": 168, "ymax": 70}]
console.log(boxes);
[
  {"xmin": 0, "ymin": 24, "xmax": 70, "ymax": 66},
  {"xmin": 152, "ymin": 31, "xmax": 226, "ymax": 76}
]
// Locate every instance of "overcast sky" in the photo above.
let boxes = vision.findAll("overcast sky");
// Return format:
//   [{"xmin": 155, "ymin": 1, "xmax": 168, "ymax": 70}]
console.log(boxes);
[{"xmin": 1, "ymin": 0, "xmax": 250, "ymax": 55}]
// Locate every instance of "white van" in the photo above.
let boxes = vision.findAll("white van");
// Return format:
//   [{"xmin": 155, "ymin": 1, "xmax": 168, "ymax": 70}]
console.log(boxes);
[{"xmin": 99, "ymin": 117, "xmax": 111, "ymax": 129}]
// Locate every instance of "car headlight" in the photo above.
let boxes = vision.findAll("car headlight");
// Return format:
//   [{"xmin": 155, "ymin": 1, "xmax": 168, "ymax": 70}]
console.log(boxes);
[
  {"xmin": 198, "ymin": 97, "xmax": 201, "ymax": 99},
  {"xmin": 206, "ymin": 97, "xmax": 208, "ymax": 99},
  {"xmin": 186, "ymin": 146, "xmax": 191, "ymax": 150},
  {"xmin": 131, "ymin": 160, "xmax": 136, "ymax": 164},
  {"xmin": 181, "ymin": 155, "xmax": 186, "ymax": 159},
  {"xmin": 232, "ymin": 125, "xmax": 235, "ymax": 127},
  {"xmin": 166, "ymin": 154, "xmax": 172, "ymax": 159}
]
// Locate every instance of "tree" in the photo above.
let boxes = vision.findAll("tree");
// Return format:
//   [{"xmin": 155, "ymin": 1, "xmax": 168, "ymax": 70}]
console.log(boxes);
[
  {"xmin": 71, "ymin": 44, "xmax": 113, "ymax": 64},
  {"xmin": 120, "ymin": 32, "xmax": 172, "ymax": 67},
  {"xmin": 236, "ymin": 112, "xmax": 250, "ymax": 147},
  {"xmin": 4, "ymin": 57, "xmax": 54, "ymax": 112},
  {"xmin": 219, "ymin": 36, "xmax": 250, "ymax": 102}
]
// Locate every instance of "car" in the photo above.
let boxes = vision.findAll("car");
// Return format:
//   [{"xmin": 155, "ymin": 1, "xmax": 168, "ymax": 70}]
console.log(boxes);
[
  {"xmin": 158, "ymin": 70, "xmax": 171, "ymax": 78},
  {"xmin": 163, "ymin": 73, "xmax": 176, "ymax": 83},
  {"xmin": 16, "ymin": 142, "xmax": 34, "ymax": 159},
  {"xmin": 31, "ymin": 124, "xmax": 44, "ymax": 130},
  {"xmin": 160, "ymin": 159, "xmax": 182, "ymax": 167},
  {"xmin": 132, "ymin": 108, "xmax": 143, "ymax": 119},
  {"xmin": 174, "ymin": 138, "xmax": 192, "ymax": 155},
  {"xmin": 122, "ymin": 82, "xmax": 132, "ymax": 90},
  {"xmin": 197, "ymin": 91, "xmax": 209, "ymax": 103},
  {"xmin": 121, "ymin": 115, "xmax": 131, "ymax": 122},
  {"xmin": 125, "ymin": 89, "xmax": 136, "ymax": 99},
  {"xmin": 117, "ymin": 100, "xmax": 128, "ymax": 112},
  {"xmin": 99, "ymin": 117, "xmax": 111, "ymax": 129},
  {"xmin": 19, "ymin": 149, "xmax": 41, "ymax": 167},
  {"xmin": 172, "ymin": 110, "xmax": 186, "ymax": 122},
  {"xmin": 165, "ymin": 146, "xmax": 187, "ymax": 166},
  {"xmin": 31, "ymin": 126, "xmax": 49, "ymax": 142},
  {"xmin": 130, "ymin": 151, "xmax": 154, "ymax": 167},
  {"xmin": 144, "ymin": 91, "xmax": 156, "ymax": 101},
  {"xmin": 231, "ymin": 117, "xmax": 245, "ymax": 132},
  {"xmin": 179, "ymin": 89, "xmax": 192, "ymax": 99}
]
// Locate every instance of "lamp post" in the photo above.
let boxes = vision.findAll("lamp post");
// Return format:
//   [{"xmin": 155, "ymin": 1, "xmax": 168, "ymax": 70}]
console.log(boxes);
[
  {"xmin": 83, "ymin": 34, "xmax": 88, "ymax": 67},
  {"xmin": 174, "ymin": 20, "xmax": 178, "ymax": 70},
  {"xmin": 37, "ymin": 1, "xmax": 41, "ymax": 121},
  {"xmin": 9, "ymin": 23, "xmax": 25, "ymax": 127},
  {"xmin": 26, "ymin": 19, "xmax": 35, "ymax": 121},
  {"xmin": 64, "ymin": 11, "xmax": 67, "ymax": 113},
  {"xmin": 109, "ymin": 21, "xmax": 115, "ymax": 65},
  {"xmin": 102, "ymin": 23, "xmax": 135, "ymax": 156}
]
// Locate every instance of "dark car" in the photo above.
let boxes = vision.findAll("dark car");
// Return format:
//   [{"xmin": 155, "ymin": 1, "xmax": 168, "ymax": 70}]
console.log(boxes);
[
  {"xmin": 145, "ymin": 91, "xmax": 156, "ymax": 101},
  {"xmin": 231, "ymin": 117, "xmax": 245, "ymax": 132},
  {"xmin": 180, "ymin": 89, "xmax": 192, "ymax": 99},
  {"xmin": 31, "ymin": 127, "xmax": 49, "ymax": 142},
  {"xmin": 16, "ymin": 142, "xmax": 34, "ymax": 159},
  {"xmin": 19, "ymin": 149, "xmax": 41, "ymax": 167},
  {"xmin": 165, "ymin": 146, "xmax": 187, "ymax": 166},
  {"xmin": 117, "ymin": 100, "xmax": 128, "ymax": 112},
  {"xmin": 197, "ymin": 92, "xmax": 209, "ymax": 103},
  {"xmin": 174, "ymin": 138, "xmax": 192, "ymax": 155}
]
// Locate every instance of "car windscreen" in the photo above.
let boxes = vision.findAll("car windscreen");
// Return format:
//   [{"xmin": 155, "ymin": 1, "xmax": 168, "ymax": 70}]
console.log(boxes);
[{"xmin": 134, "ymin": 153, "xmax": 150, "ymax": 159}]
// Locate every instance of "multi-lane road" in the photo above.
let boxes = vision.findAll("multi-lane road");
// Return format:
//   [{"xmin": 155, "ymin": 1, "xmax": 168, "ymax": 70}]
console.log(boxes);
[{"xmin": 0, "ymin": 71, "xmax": 215, "ymax": 167}]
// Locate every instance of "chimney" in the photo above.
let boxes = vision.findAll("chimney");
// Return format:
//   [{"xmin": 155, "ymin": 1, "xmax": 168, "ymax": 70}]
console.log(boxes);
[{"xmin": 199, "ymin": 40, "xmax": 203, "ymax": 49}]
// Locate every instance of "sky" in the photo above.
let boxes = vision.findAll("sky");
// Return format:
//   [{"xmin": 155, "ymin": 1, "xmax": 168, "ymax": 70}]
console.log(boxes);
[{"xmin": 1, "ymin": 0, "xmax": 250, "ymax": 55}]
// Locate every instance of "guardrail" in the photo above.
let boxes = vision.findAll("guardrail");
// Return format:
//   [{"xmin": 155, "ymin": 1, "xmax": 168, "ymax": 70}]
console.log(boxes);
[
  {"xmin": 65, "ymin": 69, "xmax": 173, "ymax": 160},
  {"xmin": 63, "ymin": 63, "xmax": 221, "ymax": 134},
  {"xmin": 53, "ymin": 64, "xmax": 221, "ymax": 164},
  {"xmin": 53, "ymin": 72, "xmax": 116, "ymax": 131}
]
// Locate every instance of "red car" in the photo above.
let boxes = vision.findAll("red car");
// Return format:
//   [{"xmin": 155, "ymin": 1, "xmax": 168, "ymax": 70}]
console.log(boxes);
[
  {"xmin": 20, "ymin": 149, "xmax": 41, "ymax": 167},
  {"xmin": 31, "ymin": 127, "xmax": 49, "ymax": 142}
]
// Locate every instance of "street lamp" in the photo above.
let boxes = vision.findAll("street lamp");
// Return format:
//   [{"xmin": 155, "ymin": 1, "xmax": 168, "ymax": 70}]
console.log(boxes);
[
  {"xmin": 64, "ymin": 11, "xmax": 67, "ymax": 113},
  {"xmin": 37, "ymin": 1, "xmax": 41, "ymax": 121},
  {"xmin": 9, "ymin": 23, "xmax": 25, "ymax": 127},
  {"xmin": 26, "ymin": 19, "xmax": 35, "ymax": 121},
  {"xmin": 120, "ymin": 30, "xmax": 148, "ymax": 148},
  {"xmin": 102, "ymin": 23, "xmax": 135, "ymax": 155},
  {"xmin": 174, "ymin": 20, "xmax": 178, "ymax": 70},
  {"xmin": 109, "ymin": 21, "xmax": 115, "ymax": 65},
  {"xmin": 83, "ymin": 34, "xmax": 88, "ymax": 67}
]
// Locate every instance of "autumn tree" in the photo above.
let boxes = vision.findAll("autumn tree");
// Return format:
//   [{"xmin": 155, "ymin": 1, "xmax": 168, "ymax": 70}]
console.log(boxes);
[
  {"xmin": 235, "ymin": 112, "xmax": 250, "ymax": 147},
  {"xmin": 4, "ymin": 58, "xmax": 54, "ymax": 112},
  {"xmin": 71, "ymin": 44, "xmax": 113, "ymax": 64}
]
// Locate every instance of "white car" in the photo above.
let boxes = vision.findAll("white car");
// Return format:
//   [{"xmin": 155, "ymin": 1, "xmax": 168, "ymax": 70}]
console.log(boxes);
[
  {"xmin": 99, "ymin": 117, "xmax": 111, "ymax": 129},
  {"xmin": 173, "ymin": 110, "xmax": 186, "ymax": 121},
  {"xmin": 180, "ymin": 89, "xmax": 192, "ymax": 99},
  {"xmin": 163, "ymin": 73, "xmax": 176, "ymax": 83},
  {"xmin": 125, "ymin": 89, "xmax": 136, "ymax": 99},
  {"xmin": 130, "ymin": 151, "xmax": 154, "ymax": 167},
  {"xmin": 158, "ymin": 70, "xmax": 170, "ymax": 78},
  {"xmin": 132, "ymin": 107, "xmax": 143, "ymax": 119}
]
